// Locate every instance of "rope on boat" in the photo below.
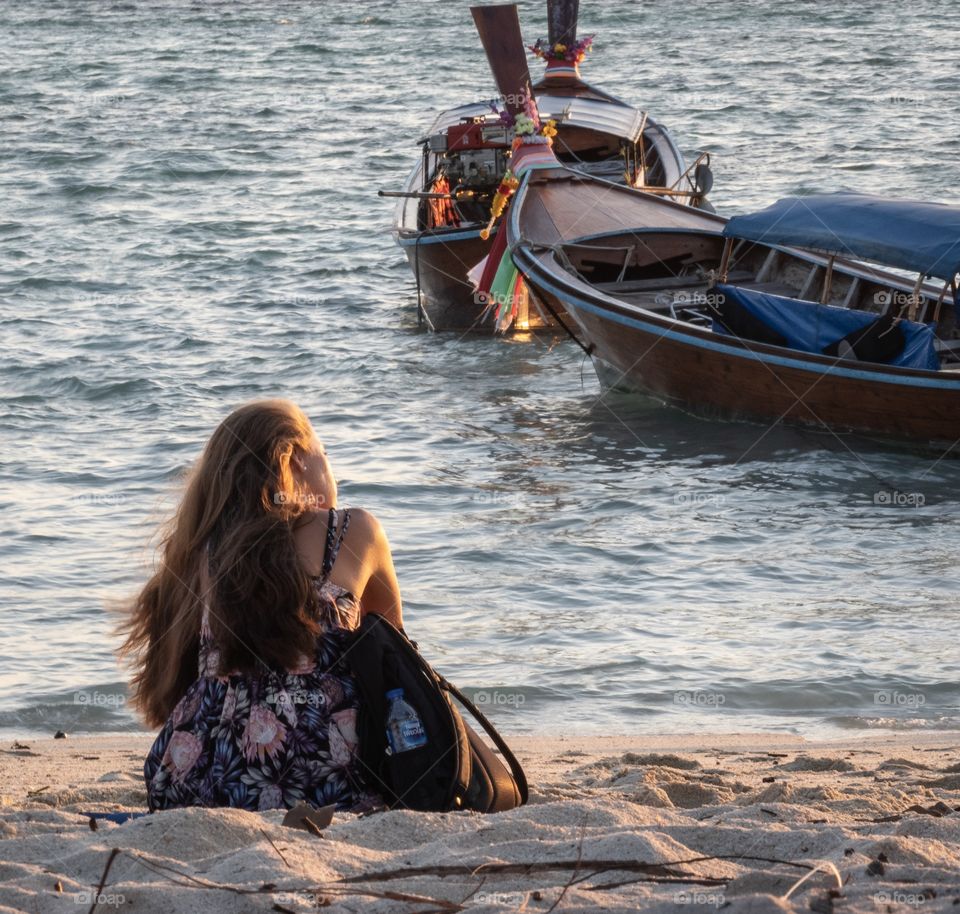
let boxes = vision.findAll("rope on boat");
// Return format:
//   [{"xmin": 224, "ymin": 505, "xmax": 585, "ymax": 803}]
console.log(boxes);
[{"xmin": 414, "ymin": 234, "xmax": 424, "ymax": 326}]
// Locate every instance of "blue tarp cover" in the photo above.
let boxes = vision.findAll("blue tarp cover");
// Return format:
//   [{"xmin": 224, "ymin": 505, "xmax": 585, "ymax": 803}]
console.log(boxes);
[
  {"xmin": 723, "ymin": 193, "xmax": 960, "ymax": 281},
  {"xmin": 713, "ymin": 283, "xmax": 941, "ymax": 371}
]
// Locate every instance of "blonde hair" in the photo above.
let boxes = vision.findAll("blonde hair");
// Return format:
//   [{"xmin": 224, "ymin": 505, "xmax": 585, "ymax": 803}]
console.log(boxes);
[{"xmin": 118, "ymin": 399, "xmax": 321, "ymax": 726}]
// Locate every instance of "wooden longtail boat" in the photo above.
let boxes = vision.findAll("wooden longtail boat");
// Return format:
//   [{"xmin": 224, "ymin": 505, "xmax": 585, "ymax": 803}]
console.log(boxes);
[
  {"xmin": 472, "ymin": 4, "xmax": 960, "ymax": 452},
  {"xmin": 387, "ymin": 0, "xmax": 713, "ymax": 333}
]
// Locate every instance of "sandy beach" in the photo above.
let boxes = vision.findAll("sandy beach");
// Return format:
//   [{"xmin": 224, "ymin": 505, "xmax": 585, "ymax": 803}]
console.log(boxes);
[
  {"xmin": 3, "ymin": 1, "xmax": 959, "ymax": 913},
  {"xmin": 2, "ymin": 732, "xmax": 959, "ymax": 912}
]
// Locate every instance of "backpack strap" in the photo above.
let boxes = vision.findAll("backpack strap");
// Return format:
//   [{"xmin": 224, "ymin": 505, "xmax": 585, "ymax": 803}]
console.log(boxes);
[{"xmin": 439, "ymin": 677, "xmax": 529, "ymax": 804}]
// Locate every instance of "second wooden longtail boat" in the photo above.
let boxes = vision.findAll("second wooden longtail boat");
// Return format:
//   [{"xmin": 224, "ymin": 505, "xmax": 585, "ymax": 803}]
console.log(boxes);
[
  {"xmin": 385, "ymin": 0, "xmax": 714, "ymax": 333},
  {"xmin": 470, "ymin": 3, "xmax": 960, "ymax": 452}
]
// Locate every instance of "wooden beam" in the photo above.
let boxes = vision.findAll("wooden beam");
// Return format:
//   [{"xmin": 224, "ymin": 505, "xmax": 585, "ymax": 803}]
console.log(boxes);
[
  {"xmin": 547, "ymin": 0, "xmax": 579, "ymax": 46},
  {"xmin": 756, "ymin": 248, "xmax": 779, "ymax": 283},
  {"xmin": 821, "ymin": 255, "xmax": 836, "ymax": 304},
  {"xmin": 842, "ymin": 276, "xmax": 862, "ymax": 309},
  {"xmin": 470, "ymin": 5, "xmax": 533, "ymax": 119},
  {"xmin": 798, "ymin": 264, "xmax": 822, "ymax": 302},
  {"xmin": 718, "ymin": 238, "xmax": 733, "ymax": 283},
  {"xmin": 908, "ymin": 274, "xmax": 924, "ymax": 322}
]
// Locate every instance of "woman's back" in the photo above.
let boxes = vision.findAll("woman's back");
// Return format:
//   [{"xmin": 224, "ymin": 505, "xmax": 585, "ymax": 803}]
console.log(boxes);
[{"xmin": 145, "ymin": 506, "xmax": 383, "ymax": 812}]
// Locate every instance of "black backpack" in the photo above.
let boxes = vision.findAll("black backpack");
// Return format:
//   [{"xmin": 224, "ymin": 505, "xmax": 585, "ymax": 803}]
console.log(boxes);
[{"xmin": 346, "ymin": 613, "xmax": 528, "ymax": 813}]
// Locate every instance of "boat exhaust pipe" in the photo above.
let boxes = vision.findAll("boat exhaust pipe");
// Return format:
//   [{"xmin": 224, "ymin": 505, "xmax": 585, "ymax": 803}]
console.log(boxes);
[
  {"xmin": 547, "ymin": 0, "xmax": 579, "ymax": 47},
  {"xmin": 540, "ymin": 0, "xmax": 586, "ymax": 85}
]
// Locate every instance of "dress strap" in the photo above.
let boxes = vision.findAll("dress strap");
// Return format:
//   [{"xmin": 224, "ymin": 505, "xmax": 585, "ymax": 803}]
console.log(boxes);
[
  {"xmin": 198, "ymin": 542, "xmax": 217, "ymax": 675},
  {"xmin": 321, "ymin": 508, "xmax": 351, "ymax": 578}
]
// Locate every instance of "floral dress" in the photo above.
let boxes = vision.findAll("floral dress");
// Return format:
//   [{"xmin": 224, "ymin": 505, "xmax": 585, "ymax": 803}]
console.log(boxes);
[{"xmin": 144, "ymin": 509, "xmax": 381, "ymax": 813}]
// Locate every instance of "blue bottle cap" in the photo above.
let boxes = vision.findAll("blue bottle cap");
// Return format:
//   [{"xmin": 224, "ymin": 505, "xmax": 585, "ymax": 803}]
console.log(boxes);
[{"xmin": 386, "ymin": 688, "xmax": 404, "ymax": 700}]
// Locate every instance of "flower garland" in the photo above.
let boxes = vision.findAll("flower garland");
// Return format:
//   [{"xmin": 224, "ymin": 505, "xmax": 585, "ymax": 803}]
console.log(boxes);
[
  {"xmin": 528, "ymin": 34, "xmax": 594, "ymax": 65},
  {"xmin": 479, "ymin": 172, "xmax": 520, "ymax": 241},
  {"xmin": 478, "ymin": 113, "xmax": 557, "ymax": 240},
  {"xmin": 467, "ymin": 112, "xmax": 560, "ymax": 332}
]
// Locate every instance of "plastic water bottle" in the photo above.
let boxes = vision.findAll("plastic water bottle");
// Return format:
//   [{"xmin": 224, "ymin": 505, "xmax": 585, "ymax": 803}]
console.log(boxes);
[{"xmin": 385, "ymin": 688, "xmax": 428, "ymax": 753}]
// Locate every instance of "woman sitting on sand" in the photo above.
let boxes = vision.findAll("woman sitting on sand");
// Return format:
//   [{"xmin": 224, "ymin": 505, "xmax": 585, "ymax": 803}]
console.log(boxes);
[{"xmin": 120, "ymin": 399, "xmax": 401, "ymax": 812}]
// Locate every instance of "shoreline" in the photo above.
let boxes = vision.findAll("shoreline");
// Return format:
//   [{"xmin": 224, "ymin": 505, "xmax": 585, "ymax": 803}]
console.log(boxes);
[
  {"xmin": 4, "ymin": 719, "xmax": 958, "ymax": 741},
  {"xmin": 3, "ymin": 732, "xmax": 960, "ymax": 911}
]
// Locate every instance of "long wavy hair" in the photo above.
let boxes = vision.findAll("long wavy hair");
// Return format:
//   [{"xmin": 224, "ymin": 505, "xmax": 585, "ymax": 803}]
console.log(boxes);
[{"xmin": 119, "ymin": 399, "xmax": 323, "ymax": 727}]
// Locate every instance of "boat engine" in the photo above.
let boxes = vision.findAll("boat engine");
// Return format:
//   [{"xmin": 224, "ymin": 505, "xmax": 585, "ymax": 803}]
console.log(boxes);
[{"xmin": 425, "ymin": 118, "xmax": 511, "ymax": 223}]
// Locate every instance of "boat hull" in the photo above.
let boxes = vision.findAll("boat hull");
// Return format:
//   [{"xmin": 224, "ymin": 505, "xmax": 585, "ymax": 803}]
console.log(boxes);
[
  {"xmin": 504, "ymin": 169, "xmax": 960, "ymax": 450},
  {"xmin": 398, "ymin": 228, "xmax": 491, "ymax": 331},
  {"xmin": 398, "ymin": 228, "xmax": 557, "ymax": 332},
  {"xmin": 528, "ymin": 276, "xmax": 960, "ymax": 450}
]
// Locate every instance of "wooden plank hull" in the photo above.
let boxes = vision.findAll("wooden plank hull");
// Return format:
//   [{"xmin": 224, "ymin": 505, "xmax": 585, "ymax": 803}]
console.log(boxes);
[
  {"xmin": 398, "ymin": 228, "xmax": 490, "ymax": 331},
  {"xmin": 505, "ymin": 171, "xmax": 960, "ymax": 450},
  {"xmin": 528, "ymin": 277, "xmax": 960, "ymax": 449},
  {"xmin": 398, "ymin": 228, "xmax": 556, "ymax": 332}
]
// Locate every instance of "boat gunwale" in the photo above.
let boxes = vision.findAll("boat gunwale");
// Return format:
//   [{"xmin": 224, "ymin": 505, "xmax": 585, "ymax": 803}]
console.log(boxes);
[{"xmin": 396, "ymin": 225, "xmax": 490, "ymax": 245}]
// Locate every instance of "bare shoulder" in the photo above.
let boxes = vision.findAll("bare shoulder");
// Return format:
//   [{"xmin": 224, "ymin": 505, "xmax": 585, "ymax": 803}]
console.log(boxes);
[
  {"xmin": 341, "ymin": 507, "xmax": 402, "ymax": 625},
  {"xmin": 346, "ymin": 506, "xmax": 379, "ymax": 529},
  {"xmin": 343, "ymin": 507, "xmax": 388, "ymax": 554},
  {"xmin": 346, "ymin": 506, "xmax": 382, "ymax": 534}
]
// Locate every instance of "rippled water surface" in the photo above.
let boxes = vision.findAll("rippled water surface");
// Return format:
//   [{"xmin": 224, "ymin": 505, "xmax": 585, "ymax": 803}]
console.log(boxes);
[{"xmin": 2, "ymin": 0, "xmax": 958, "ymax": 738}]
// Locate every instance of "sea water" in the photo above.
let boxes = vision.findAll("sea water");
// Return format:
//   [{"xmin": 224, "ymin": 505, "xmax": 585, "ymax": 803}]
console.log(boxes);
[{"xmin": 1, "ymin": 0, "xmax": 958, "ymax": 738}]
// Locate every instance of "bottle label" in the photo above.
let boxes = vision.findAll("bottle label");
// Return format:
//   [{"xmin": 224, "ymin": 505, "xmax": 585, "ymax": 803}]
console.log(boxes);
[{"xmin": 400, "ymin": 719, "xmax": 425, "ymax": 745}]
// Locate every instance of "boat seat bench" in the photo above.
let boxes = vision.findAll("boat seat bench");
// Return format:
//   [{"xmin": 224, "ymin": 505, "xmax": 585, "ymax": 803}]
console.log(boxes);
[{"xmin": 594, "ymin": 269, "xmax": 753, "ymax": 294}]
